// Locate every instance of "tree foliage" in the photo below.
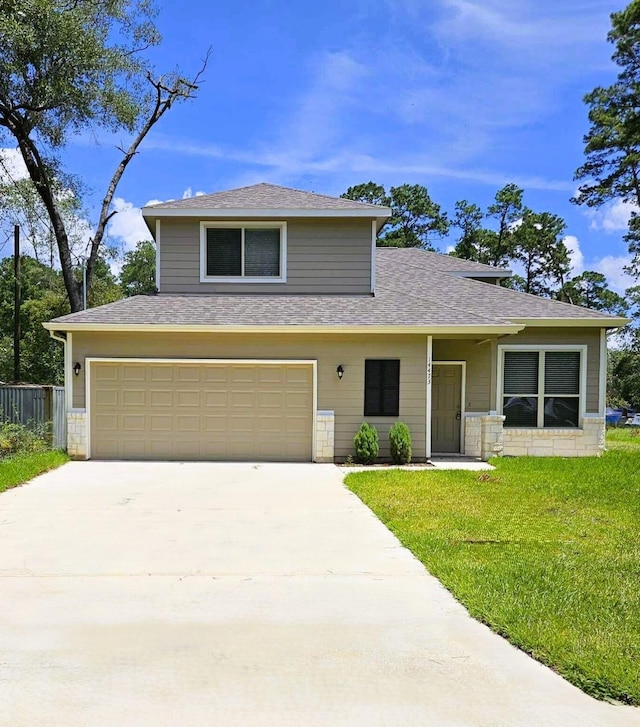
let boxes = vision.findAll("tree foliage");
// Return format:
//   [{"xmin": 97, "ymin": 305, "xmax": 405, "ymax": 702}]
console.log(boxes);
[
  {"xmin": 120, "ymin": 240, "xmax": 156, "ymax": 296},
  {"xmin": 342, "ymin": 181, "xmax": 449, "ymax": 249},
  {"xmin": 558, "ymin": 271, "xmax": 628, "ymax": 315},
  {"xmin": 0, "ymin": 254, "xmax": 121, "ymax": 384},
  {"xmin": 0, "ymin": 0, "xmax": 206, "ymax": 311},
  {"xmin": 574, "ymin": 0, "xmax": 640, "ymax": 276}
]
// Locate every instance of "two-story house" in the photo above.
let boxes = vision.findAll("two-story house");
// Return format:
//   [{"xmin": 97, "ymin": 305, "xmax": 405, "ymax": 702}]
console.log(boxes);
[{"xmin": 45, "ymin": 183, "xmax": 627, "ymax": 462}]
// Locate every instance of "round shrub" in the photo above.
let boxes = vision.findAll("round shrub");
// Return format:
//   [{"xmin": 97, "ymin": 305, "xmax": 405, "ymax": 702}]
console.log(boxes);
[
  {"xmin": 353, "ymin": 422, "xmax": 379, "ymax": 464},
  {"xmin": 389, "ymin": 421, "xmax": 412, "ymax": 464}
]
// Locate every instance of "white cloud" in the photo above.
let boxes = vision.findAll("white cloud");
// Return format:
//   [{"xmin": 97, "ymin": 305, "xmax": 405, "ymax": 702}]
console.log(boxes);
[
  {"xmin": 0, "ymin": 148, "xmax": 28, "ymax": 183},
  {"xmin": 107, "ymin": 197, "xmax": 152, "ymax": 251},
  {"xmin": 181, "ymin": 187, "xmax": 205, "ymax": 199},
  {"xmin": 588, "ymin": 199, "xmax": 639, "ymax": 232},
  {"xmin": 590, "ymin": 254, "xmax": 634, "ymax": 294},
  {"xmin": 563, "ymin": 235, "xmax": 584, "ymax": 276}
]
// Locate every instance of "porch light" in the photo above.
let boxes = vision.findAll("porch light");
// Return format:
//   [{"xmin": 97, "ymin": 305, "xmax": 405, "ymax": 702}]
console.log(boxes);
[
  {"xmin": 73, "ymin": 362, "xmax": 81, "ymax": 377},
  {"xmin": 336, "ymin": 365, "xmax": 344, "ymax": 380}
]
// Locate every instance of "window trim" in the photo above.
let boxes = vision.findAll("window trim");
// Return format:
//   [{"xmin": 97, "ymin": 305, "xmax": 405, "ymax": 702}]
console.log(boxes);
[
  {"xmin": 364, "ymin": 358, "xmax": 401, "ymax": 418},
  {"xmin": 497, "ymin": 345, "xmax": 587, "ymax": 429},
  {"xmin": 199, "ymin": 221, "xmax": 287, "ymax": 283}
]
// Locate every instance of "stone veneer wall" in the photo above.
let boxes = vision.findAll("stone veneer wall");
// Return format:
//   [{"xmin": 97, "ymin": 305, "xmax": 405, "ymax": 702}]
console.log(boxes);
[
  {"xmin": 315, "ymin": 410, "xmax": 335, "ymax": 463},
  {"xmin": 67, "ymin": 409, "xmax": 87, "ymax": 459},
  {"xmin": 502, "ymin": 415, "xmax": 605, "ymax": 457},
  {"xmin": 464, "ymin": 414, "xmax": 505, "ymax": 460}
]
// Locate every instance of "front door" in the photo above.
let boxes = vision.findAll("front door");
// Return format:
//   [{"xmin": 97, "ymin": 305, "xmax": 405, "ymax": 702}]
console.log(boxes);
[{"xmin": 432, "ymin": 365, "xmax": 462, "ymax": 454}]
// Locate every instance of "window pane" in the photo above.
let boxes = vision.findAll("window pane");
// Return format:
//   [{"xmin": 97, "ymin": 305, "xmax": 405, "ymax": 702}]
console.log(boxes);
[
  {"xmin": 504, "ymin": 352, "xmax": 539, "ymax": 395},
  {"xmin": 245, "ymin": 229, "xmax": 280, "ymax": 277},
  {"xmin": 544, "ymin": 397, "xmax": 579, "ymax": 428},
  {"xmin": 365, "ymin": 360, "xmax": 400, "ymax": 417},
  {"xmin": 545, "ymin": 352, "xmax": 580, "ymax": 395},
  {"xmin": 503, "ymin": 396, "xmax": 538, "ymax": 427},
  {"xmin": 207, "ymin": 228, "xmax": 241, "ymax": 276}
]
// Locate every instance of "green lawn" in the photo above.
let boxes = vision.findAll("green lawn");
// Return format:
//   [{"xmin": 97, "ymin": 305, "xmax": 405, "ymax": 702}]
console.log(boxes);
[
  {"xmin": 606, "ymin": 426, "xmax": 640, "ymax": 452},
  {"xmin": 345, "ymin": 443, "xmax": 640, "ymax": 705},
  {"xmin": 0, "ymin": 450, "xmax": 69, "ymax": 494}
]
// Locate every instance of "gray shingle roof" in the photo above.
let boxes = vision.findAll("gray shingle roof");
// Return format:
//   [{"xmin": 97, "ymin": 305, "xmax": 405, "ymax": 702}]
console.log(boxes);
[
  {"xmin": 377, "ymin": 247, "xmax": 512, "ymax": 277},
  {"xmin": 143, "ymin": 183, "xmax": 390, "ymax": 213},
  {"xmin": 48, "ymin": 248, "xmax": 623, "ymax": 329}
]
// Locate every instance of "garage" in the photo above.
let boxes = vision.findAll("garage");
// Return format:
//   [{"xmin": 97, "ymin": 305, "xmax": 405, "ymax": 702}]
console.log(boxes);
[{"xmin": 88, "ymin": 360, "xmax": 314, "ymax": 461}]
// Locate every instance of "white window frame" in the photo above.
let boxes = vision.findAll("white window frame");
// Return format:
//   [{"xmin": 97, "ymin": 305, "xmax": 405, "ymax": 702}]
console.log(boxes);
[
  {"xmin": 200, "ymin": 221, "xmax": 287, "ymax": 283},
  {"xmin": 497, "ymin": 345, "xmax": 587, "ymax": 429}
]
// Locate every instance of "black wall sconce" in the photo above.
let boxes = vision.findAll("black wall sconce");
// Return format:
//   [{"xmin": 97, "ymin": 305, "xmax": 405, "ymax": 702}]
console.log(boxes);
[
  {"xmin": 336, "ymin": 364, "xmax": 344, "ymax": 380},
  {"xmin": 73, "ymin": 362, "xmax": 81, "ymax": 377}
]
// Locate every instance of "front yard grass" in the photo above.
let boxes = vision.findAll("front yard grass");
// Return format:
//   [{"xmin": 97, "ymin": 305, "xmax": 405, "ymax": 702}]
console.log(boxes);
[
  {"xmin": 345, "ymin": 449, "xmax": 640, "ymax": 705},
  {"xmin": 0, "ymin": 450, "xmax": 69, "ymax": 494}
]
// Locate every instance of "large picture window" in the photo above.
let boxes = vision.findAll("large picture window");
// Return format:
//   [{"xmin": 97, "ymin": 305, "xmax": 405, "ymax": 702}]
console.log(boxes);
[
  {"xmin": 364, "ymin": 359, "xmax": 400, "ymax": 417},
  {"xmin": 201, "ymin": 223, "xmax": 286, "ymax": 282},
  {"xmin": 502, "ymin": 350, "xmax": 581, "ymax": 428}
]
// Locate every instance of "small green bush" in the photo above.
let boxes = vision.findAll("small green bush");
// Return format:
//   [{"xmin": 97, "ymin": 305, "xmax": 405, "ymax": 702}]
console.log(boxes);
[
  {"xmin": 389, "ymin": 421, "xmax": 412, "ymax": 464},
  {"xmin": 353, "ymin": 422, "xmax": 379, "ymax": 464},
  {"xmin": 0, "ymin": 422, "xmax": 49, "ymax": 459}
]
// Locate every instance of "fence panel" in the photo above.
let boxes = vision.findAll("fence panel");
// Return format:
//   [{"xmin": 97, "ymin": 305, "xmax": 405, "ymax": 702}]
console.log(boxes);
[{"xmin": 0, "ymin": 385, "xmax": 67, "ymax": 449}]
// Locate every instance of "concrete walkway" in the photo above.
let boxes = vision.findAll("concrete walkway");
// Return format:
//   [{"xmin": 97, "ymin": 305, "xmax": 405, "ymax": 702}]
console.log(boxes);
[{"xmin": 0, "ymin": 462, "xmax": 637, "ymax": 726}]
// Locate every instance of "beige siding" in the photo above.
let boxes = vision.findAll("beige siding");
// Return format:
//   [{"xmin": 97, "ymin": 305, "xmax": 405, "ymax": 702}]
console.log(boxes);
[
  {"xmin": 432, "ymin": 339, "xmax": 493, "ymax": 412},
  {"xmin": 159, "ymin": 217, "xmax": 373, "ymax": 294},
  {"xmin": 72, "ymin": 333, "xmax": 427, "ymax": 460}
]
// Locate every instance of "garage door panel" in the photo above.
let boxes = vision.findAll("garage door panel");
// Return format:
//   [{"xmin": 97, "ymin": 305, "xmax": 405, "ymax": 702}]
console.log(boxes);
[
  {"xmin": 90, "ymin": 362, "xmax": 313, "ymax": 461},
  {"xmin": 177, "ymin": 390, "xmax": 200, "ymax": 407},
  {"xmin": 149, "ymin": 390, "xmax": 173, "ymax": 407},
  {"xmin": 94, "ymin": 389, "xmax": 118, "ymax": 407}
]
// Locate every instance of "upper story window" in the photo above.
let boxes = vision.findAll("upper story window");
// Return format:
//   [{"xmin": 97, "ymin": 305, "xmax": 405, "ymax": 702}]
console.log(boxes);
[
  {"xmin": 500, "ymin": 348, "xmax": 584, "ymax": 429},
  {"xmin": 200, "ymin": 222, "xmax": 287, "ymax": 283}
]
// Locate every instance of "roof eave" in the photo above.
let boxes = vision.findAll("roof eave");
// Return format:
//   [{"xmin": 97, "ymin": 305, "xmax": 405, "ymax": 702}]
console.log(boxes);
[
  {"xmin": 510, "ymin": 317, "xmax": 630, "ymax": 328},
  {"xmin": 43, "ymin": 322, "xmax": 523, "ymax": 335},
  {"xmin": 142, "ymin": 206, "xmax": 391, "ymax": 224}
]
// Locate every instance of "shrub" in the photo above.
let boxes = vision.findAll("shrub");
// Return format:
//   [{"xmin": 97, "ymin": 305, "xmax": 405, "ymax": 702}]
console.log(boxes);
[
  {"xmin": 389, "ymin": 421, "xmax": 412, "ymax": 464},
  {"xmin": 0, "ymin": 422, "xmax": 49, "ymax": 459},
  {"xmin": 353, "ymin": 422, "xmax": 379, "ymax": 464}
]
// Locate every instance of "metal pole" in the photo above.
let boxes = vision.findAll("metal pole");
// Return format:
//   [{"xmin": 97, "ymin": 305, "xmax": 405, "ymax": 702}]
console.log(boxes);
[
  {"xmin": 13, "ymin": 225, "xmax": 20, "ymax": 382},
  {"xmin": 82, "ymin": 259, "xmax": 87, "ymax": 310}
]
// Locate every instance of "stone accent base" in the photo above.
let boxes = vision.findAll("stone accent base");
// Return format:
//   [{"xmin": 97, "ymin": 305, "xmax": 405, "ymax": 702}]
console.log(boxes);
[
  {"xmin": 67, "ymin": 409, "xmax": 87, "ymax": 459},
  {"xmin": 315, "ymin": 410, "xmax": 335, "ymax": 463},
  {"xmin": 464, "ymin": 414, "xmax": 505, "ymax": 460},
  {"xmin": 503, "ymin": 416, "xmax": 605, "ymax": 457}
]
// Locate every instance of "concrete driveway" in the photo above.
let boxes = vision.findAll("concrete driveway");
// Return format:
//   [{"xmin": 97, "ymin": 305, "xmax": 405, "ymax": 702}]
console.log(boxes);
[{"xmin": 0, "ymin": 462, "xmax": 637, "ymax": 727}]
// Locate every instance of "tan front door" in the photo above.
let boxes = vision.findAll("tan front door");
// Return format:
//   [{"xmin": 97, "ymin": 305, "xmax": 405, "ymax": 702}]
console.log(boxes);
[
  {"xmin": 90, "ymin": 361, "xmax": 313, "ymax": 461},
  {"xmin": 432, "ymin": 365, "xmax": 462, "ymax": 454}
]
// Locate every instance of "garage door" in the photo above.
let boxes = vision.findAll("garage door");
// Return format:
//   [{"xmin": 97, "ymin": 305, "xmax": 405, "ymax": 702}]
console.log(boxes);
[{"xmin": 89, "ymin": 361, "xmax": 314, "ymax": 461}]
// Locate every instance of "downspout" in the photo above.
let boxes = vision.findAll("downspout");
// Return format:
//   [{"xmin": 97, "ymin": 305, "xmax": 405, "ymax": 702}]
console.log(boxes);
[{"xmin": 48, "ymin": 329, "xmax": 71, "ymax": 413}]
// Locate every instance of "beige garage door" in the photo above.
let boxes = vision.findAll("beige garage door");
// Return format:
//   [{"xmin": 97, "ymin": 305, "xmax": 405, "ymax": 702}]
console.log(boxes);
[{"xmin": 89, "ymin": 361, "xmax": 313, "ymax": 461}]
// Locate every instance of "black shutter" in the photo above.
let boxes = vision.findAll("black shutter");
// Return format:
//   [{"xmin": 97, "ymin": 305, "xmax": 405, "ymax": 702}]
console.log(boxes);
[
  {"xmin": 365, "ymin": 360, "xmax": 400, "ymax": 416},
  {"xmin": 207, "ymin": 228, "xmax": 242, "ymax": 276}
]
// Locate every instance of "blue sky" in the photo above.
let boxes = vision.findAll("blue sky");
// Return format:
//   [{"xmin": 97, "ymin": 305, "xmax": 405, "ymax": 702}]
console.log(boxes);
[{"xmin": 2, "ymin": 0, "xmax": 636, "ymax": 291}]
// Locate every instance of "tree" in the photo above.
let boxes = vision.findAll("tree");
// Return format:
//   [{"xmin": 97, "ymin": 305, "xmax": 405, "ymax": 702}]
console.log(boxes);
[
  {"xmin": 383, "ymin": 184, "xmax": 449, "ymax": 249},
  {"xmin": 451, "ymin": 199, "xmax": 499, "ymax": 264},
  {"xmin": 511, "ymin": 211, "xmax": 570, "ymax": 297},
  {"xmin": 0, "ymin": 256, "xmax": 67, "ymax": 383},
  {"xmin": 341, "ymin": 182, "xmax": 390, "ymax": 208},
  {"xmin": 558, "ymin": 271, "xmax": 628, "ymax": 315},
  {"xmin": 573, "ymin": 1, "xmax": 640, "ymax": 275},
  {"xmin": 120, "ymin": 240, "xmax": 156, "ymax": 296},
  {"xmin": 486, "ymin": 183, "xmax": 523, "ymax": 267},
  {"xmin": 0, "ymin": 0, "xmax": 207, "ymax": 311},
  {"xmin": 342, "ymin": 182, "xmax": 449, "ymax": 248}
]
